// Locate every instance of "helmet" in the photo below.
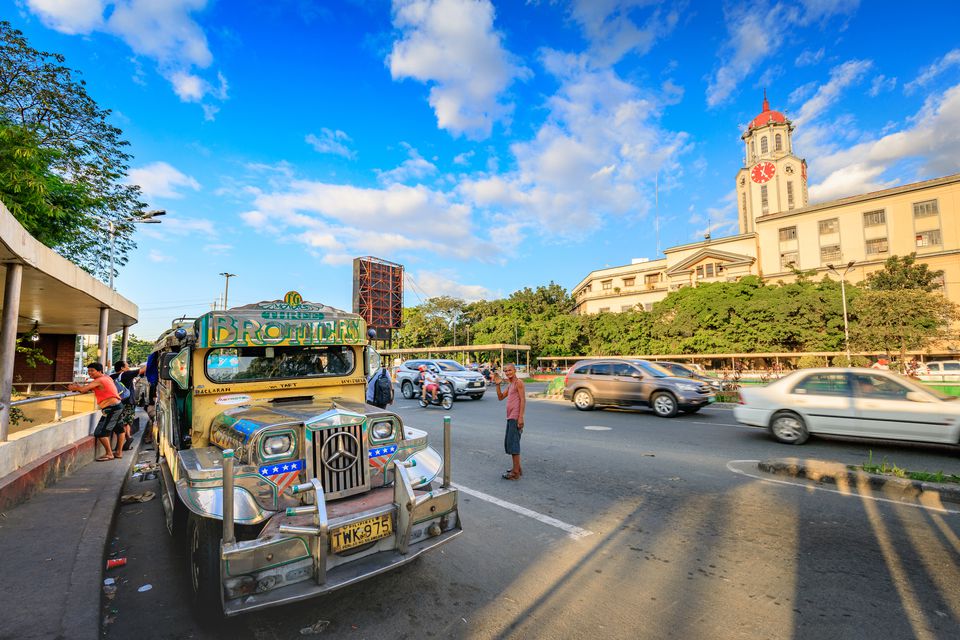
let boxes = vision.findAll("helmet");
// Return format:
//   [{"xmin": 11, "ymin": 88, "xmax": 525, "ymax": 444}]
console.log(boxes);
[{"xmin": 418, "ymin": 365, "xmax": 426, "ymax": 371}]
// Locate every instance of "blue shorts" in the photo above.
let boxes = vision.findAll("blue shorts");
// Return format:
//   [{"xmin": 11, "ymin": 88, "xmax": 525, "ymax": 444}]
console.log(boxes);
[{"xmin": 504, "ymin": 419, "xmax": 521, "ymax": 455}]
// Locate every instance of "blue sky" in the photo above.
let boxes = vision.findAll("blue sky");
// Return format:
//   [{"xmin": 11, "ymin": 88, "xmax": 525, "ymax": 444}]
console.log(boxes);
[{"xmin": 11, "ymin": 0, "xmax": 960, "ymax": 340}]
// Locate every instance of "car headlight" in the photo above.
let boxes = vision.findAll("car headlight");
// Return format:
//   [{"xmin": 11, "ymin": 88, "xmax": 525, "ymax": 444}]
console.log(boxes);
[
  {"xmin": 371, "ymin": 420, "xmax": 395, "ymax": 440},
  {"xmin": 677, "ymin": 384, "xmax": 700, "ymax": 392},
  {"xmin": 262, "ymin": 434, "xmax": 293, "ymax": 456}
]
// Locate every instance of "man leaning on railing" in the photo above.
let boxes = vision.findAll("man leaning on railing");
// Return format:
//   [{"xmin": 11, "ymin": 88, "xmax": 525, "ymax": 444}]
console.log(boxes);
[{"xmin": 67, "ymin": 362, "xmax": 124, "ymax": 462}]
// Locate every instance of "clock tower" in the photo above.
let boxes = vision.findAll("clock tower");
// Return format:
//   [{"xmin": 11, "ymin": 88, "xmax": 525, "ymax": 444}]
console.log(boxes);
[{"xmin": 736, "ymin": 92, "xmax": 808, "ymax": 233}]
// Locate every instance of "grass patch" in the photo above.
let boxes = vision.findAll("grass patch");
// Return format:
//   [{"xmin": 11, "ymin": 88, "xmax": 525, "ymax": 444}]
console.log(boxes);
[{"xmin": 852, "ymin": 451, "xmax": 960, "ymax": 485}]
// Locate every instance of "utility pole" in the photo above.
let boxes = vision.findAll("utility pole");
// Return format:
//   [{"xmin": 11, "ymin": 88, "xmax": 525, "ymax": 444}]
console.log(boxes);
[
  {"xmin": 828, "ymin": 261, "xmax": 856, "ymax": 366},
  {"xmin": 219, "ymin": 273, "xmax": 237, "ymax": 310}
]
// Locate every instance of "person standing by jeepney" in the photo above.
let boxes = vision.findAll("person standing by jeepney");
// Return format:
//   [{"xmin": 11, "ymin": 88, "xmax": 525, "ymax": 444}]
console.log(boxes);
[
  {"xmin": 111, "ymin": 360, "xmax": 139, "ymax": 455},
  {"xmin": 68, "ymin": 362, "xmax": 123, "ymax": 461},
  {"xmin": 493, "ymin": 363, "xmax": 525, "ymax": 480}
]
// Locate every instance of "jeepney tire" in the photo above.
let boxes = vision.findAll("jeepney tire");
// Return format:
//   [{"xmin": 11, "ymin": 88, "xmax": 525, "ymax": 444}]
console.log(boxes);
[
  {"xmin": 401, "ymin": 381, "xmax": 414, "ymax": 399},
  {"xmin": 186, "ymin": 513, "xmax": 223, "ymax": 613},
  {"xmin": 171, "ymin": 496, "xmax": 189, "ymax": 541},
  {"xmin": 650, "ymin": 391, "xmax": 679, "ymax": 418}
]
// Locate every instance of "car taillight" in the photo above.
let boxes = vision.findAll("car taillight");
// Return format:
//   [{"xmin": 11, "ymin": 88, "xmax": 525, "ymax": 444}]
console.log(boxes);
[
  {"xmin": 737, "ymin": 392, "xmax": 745, "ymax": 404},
  {"xmin": 564, "ymin": 368, "xmax": 570, "ymax": 387}
]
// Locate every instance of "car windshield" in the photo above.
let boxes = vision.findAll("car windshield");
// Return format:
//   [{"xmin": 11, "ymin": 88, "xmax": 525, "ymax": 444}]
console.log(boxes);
[
  {"xmin": 658, "ymin": 362, "xmax": 694, "ymax": 376},
  {"xmin": 435, "ymin": 360, "xmax": 466, "ymax": 371},
  {"xmin": 205, "ymin": 345, "xmax": 355, "ymax": 382},
  {"xmin": 635, "ymin": 361, "xmax": 672, "ymax": 378}
]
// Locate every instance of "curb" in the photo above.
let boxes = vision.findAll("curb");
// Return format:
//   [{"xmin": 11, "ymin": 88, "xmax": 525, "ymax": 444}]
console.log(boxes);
[
  {"xmin": 0, "ymin": 436, "xmax": 95, "ymax": 511},
  {"xmin": 758, "ymin": 457, "xmax": 960, "ymax": 506}
]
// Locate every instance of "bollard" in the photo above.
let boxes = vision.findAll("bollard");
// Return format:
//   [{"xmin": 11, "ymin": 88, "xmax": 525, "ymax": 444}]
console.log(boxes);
[
  {"xmin": 222, "ymin": 449, "xmax": 235, "ymax": 545},
  {"xmin": 442, "ymin": 415, "xmax": 451, "ymax": 488}
]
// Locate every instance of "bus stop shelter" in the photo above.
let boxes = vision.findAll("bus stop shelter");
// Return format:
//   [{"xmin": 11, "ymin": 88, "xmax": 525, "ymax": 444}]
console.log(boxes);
[
  {"xmin": 0, "ymin": 203, "xmax": 138, "ymax": 441},
  {"xmin": 380, "ymin": 343, "xmax": 531, "ymax": 370}
]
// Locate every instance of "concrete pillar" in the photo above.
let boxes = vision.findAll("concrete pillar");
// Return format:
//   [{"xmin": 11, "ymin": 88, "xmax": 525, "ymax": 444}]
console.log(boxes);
[
  {"xmin": 0, "ymin": 263, "xmax": 24, "ymax": 442},
  {"xmin": 98, "ymin": 307, "xmax": 109, "ymax": 367},
  {"xmin": 120, "ymin": 325, "xmax": 129, "ymax": 364}
]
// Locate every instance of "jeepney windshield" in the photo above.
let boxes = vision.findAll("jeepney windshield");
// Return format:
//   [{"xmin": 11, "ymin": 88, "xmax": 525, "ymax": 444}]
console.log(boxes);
[{"xmin": 205, "ymin": 345, "xmax": 355, "ymax": 383}]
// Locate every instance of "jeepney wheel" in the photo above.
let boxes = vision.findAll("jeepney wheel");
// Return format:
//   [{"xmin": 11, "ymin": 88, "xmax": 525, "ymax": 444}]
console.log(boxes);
[
  {"xmin": 401, "ymin": 381, "xmax": 414, "ymax": 399},
  {"xmin": 441, "ymin": 395, "xmax": 454, "ymax": 410},
  {"xmin": 186, "ymin": 513, "xmax": 223, "ymax": 612}
]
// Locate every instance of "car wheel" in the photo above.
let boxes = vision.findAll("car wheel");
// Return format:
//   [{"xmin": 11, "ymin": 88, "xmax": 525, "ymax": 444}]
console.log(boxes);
[
  {"xmin": 651, "ymin": 392, "xmax": 679, "ymax": 418},
  {"xmin": 769, "ymin": 411, "xmax": 809, "ymax": 444},
  {"xmin": 401, "ymin": 381, "xmax": 414, "ymax": 399},
  {"xmin": 441, "ymin": 395, "xmax": 454, "ymax": 410},
  {"xmin": 573, "ymin": 389, "xmax": 594, "ymax": 411}
]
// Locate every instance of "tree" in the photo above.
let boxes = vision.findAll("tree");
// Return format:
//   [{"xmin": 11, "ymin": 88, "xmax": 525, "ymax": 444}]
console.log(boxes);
[
  {"xmin": 851, "ymin": 290, "xmax": 959, "ymax": 363},
  {"xmin": 865, "ymin": 253, "xmax": 944, "ymax": 292},
  {"xmin": 111, "ymin": 334, "xmax": 155, "ymax": 365},
  {"xmin": 0, "ymin": 21, "xmax": 146, "ymax": 279}
]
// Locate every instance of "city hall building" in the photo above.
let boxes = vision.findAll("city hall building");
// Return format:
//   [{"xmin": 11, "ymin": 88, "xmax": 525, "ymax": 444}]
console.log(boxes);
[{"xmin": 572, "ymin": 95, "xmax": 960, "ymax": 314}]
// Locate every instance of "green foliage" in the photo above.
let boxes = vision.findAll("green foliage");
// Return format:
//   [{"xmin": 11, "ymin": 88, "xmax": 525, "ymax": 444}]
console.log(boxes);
[
  {"xmin": 15, "ymin": 335, "xmax": 52, "ymax": 368},
  {"xmin": 796, "ymin": 355, "xmax": 828, "ymax": 368},
  {"xmin": 859, "ymin": 452, "xmax": 960, "ymax": 485},
  {"xmin": 111, "ymin": 334, "xmax": 154, "ymax": 365},
  {"xmin": 0, "ymin": 21, "xmax": 146, "ymax": 279},
  {"xmin": 851, "ymin": 290, "xmax": 959, "ymax": 361},
  {"xmin": 865, "ymin": 253, "xmax": 944, "ymax": 292},
  {"xmin": 830, "ymin": 354, "xmax": 871, "ymax": 367}
]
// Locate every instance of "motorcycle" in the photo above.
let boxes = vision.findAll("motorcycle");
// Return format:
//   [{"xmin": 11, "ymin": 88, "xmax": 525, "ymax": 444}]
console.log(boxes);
[{"xmin": 419, "ymin": 377, "xmax": 455, "ymax": 410}]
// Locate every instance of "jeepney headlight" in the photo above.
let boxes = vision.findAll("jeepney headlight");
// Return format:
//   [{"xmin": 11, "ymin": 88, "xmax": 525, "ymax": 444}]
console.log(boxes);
[
  {"xmin": 371, "ymin": 420, "xmax": 394, "ymax": 441},
  {"xmin": 263, "ymin": 434, "xmax": 293, "ymax": 456}
]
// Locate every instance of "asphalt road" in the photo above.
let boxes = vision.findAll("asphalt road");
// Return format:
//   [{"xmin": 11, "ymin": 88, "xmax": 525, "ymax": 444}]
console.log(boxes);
[{"xmin": 103, "ymin": 386, "xmax": 960, "ymax": 639}]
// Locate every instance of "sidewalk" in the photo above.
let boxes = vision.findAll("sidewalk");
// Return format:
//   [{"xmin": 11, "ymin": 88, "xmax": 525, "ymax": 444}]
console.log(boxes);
[{"xmin": 0, "ymin": 430, "xmax": 142, "ymax": 640}]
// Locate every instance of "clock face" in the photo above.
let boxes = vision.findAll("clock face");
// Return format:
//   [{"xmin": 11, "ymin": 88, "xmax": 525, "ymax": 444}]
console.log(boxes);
[{"xmin": 751, "ymin": 162, "xmax": 776, "ymax": 184}]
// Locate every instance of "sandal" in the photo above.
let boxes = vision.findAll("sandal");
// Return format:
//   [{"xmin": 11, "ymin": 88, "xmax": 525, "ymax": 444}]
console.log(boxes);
[
  {"xmin": 505, "ymin": 469, "xmax": 523, "ymax": 477},
  {"xmin": 96, "ymin": 456, "xmax": 115, "ymax": 462},
  {"xmin": 501, "ymin": 472, "xmax": 520, "ymax": 480}
]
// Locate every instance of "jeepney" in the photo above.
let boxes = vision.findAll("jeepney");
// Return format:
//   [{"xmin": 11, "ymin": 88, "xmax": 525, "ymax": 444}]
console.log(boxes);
[{"xmin": 151, "ymin": 292, "xmax": 461, "ymax": 616}]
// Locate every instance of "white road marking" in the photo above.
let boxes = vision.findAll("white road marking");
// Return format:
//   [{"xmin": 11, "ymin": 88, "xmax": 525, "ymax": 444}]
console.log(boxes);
[
  {"xmin": 454, "ymin": 483, "xmax": 594, "ymax": 540},
  {"xmin": 726, "ymin": 459, "xmax": 960, "ymax": 515},
  {"xmin": 583, "ymin": 425, "xmax": 612, "ymax": 431}
]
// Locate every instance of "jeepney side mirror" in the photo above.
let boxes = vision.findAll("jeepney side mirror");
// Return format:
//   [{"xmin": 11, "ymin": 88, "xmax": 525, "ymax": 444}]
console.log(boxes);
[
  {"xmin": 365, "ymin": 345, "xmax": 382, "ymax": 377},
  {"xmin": 159, "ymin": 352, "xmax": 176, "ymax": 380},
  {"xmin": 160, "ymin": 350, "xmax": 191, "ymax": 390}
]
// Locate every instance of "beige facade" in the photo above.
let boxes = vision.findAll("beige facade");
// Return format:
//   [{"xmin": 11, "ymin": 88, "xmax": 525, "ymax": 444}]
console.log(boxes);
[{"xmin": 573, "ymin": 95, "xmax": 960, "ymax": 315}]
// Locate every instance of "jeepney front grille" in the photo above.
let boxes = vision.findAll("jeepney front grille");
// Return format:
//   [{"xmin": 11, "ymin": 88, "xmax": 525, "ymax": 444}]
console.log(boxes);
[{"xmin": 310, "ymin": 423, "xmax": 369, "ymax": 499}]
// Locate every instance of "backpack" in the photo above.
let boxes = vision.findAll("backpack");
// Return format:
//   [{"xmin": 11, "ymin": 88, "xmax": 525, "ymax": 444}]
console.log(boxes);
[
  {"xmin": 111, "ymin": 373, "xmax": 131, "ymax": 402},
  {"xmin": 373, "ymin": 371, "xmax": 392, "ymax": 406}
]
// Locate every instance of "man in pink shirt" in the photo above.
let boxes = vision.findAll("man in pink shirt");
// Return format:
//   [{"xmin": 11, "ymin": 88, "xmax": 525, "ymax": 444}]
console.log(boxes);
[{"xmin": 493, "ymin": 364, "xmax": 525, "ymax": 480}]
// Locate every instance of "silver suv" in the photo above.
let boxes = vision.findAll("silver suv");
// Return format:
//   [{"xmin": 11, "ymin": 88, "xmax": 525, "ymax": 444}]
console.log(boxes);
[
  {"xmin": 397, "ymin": 359, "xmax": 487, "ymax": 400},
  {"xmin": 562, "ymin": 359, "xmax": 715, "ymax": 417}
]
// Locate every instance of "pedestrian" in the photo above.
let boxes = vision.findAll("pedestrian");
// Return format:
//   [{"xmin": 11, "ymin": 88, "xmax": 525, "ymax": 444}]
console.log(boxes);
[
  {"xmin": 111, "ymin": 360, "xmax": 140, "ymax": 456},
  {"xmin": 367, "ymin": 365, "xmax": 394, "ymax": 410},
  {"xmin": 67, "ymin": 362, "xmax": 123, "ymax": 461},
  {"xmin": 143, "ymin": 351, "xmax": 159, "ymax": 444},
  {"xmin": 493, "ymin": 363, "xmax": 525, "ymax": 480}
]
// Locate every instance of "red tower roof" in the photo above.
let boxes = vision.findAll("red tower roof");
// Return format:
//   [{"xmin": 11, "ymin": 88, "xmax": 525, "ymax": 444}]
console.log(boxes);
[{"xmin": 748, "ymin": 90, "xmax": 786, "ymax": 129}]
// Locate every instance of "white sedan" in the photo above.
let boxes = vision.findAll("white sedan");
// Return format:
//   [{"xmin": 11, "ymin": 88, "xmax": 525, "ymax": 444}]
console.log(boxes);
[{"xmin": 734, "ymin": 367, "xmax": 960, "ymax": 446}]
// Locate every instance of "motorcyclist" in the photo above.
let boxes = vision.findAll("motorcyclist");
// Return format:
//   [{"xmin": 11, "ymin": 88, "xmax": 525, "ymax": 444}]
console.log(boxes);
[{"xmin": 421, "ymin": 365, "xmax": 440, "ymax": 403}]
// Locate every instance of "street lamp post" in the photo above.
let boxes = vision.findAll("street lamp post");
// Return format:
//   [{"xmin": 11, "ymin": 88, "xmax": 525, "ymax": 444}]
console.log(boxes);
[
  {"xmin": 219, "ymin": 272, "xmax": 237, "ymax": 310},
  {"xmin": 109, "ymin": 209, "xmax": 166, "ymax": 289},
  {"xmin": 827, "ymin": 261, "xmax": 856, "ymax": 366}
]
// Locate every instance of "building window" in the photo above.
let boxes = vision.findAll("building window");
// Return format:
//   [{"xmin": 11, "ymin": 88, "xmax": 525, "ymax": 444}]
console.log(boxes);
[
  {"xmin": 913, "ymin": 199, "xmax": 939, "ymax": 218},
  {"xmin": 779, "ymin": 226, "xmax": 797, "ymax": 242},
  {"xmin": 818, "ymin": 218, "xmax": 839, "ymax": 235},
  {"xmin": 644, "ymin": 273, "xmax": 659, "ymax": 286},
  {"xmin": 643, "ymin": 303, "xmax": 653, "ymax": 312},
  {"xmin": 865, "ymin": 238, "xmax": 889, "ymax": 255},
  {"xmin": 601, "ymin": 280, "xmax": 612, "ymax": 290},
  {"xmin": 820, "ymin": 244, "xmax": 841, "ymax": 264},
  {"xmin": 787, "ymin": 181, "xmax": 794, "ymax": 209},
  {"xmin": 916, "ymin": 230, "xmax": 942, "ymax": 247},
  {"xmin": 775, "ymin": 133, "xmax": 782, "ymax": 151},
  {"xmin": 599, "ymin": 307, "xmax": 610, "ymax": 313},
  {"xmin": 621, "ymin": 305, "xmax": 634, "ymax": 312},
  {"xmin": 760, "ymin": 136, "xmax": 768, "ymax": 154},
  {"xmin": 622, "ymin": 277, "xmax": 635, "ymax": 287},
  {"xmin": 741, "ymin": 192, "xmax": 747, "ymax": 219},
  {"xmin": 716, "ymin": 264, "xmax": 725, "ymax": 274},
  {"xmin": 932, "ymin": 274, "xmax": 946, "ymax": 291},
  {"xmin": 705, "ymin": 263, "xmax": 715, "ymax": 277},
  {"xmin": 761, "ymin": 185, "xmax": 769, "ymax": 215},
  {"xmin": 696, "ymin": 265, "xmax": 704, "ymax": 278},
  {"xmin": 863, "ymin": 210, "xmax": 886, "ymax": 227},
  {"xmin": 750, "ymin": 140, "xmax": 755, "ymax": 158},
  {"xmin": 585, "ymin": 284, "xmax": 592, "ymax": 292},
  {"xmin": 780, "ymin": 251, "xmax": 798, "ymax": 270}
]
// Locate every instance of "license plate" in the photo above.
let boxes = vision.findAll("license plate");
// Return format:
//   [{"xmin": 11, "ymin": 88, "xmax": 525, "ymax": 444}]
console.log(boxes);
[
  {"xmin": 330, "ymin": 514, "xmax": 393, "ymax": 552},
  {"xmin": 471, "ymin": 381, "xmax": 482, "ymax": 387}
]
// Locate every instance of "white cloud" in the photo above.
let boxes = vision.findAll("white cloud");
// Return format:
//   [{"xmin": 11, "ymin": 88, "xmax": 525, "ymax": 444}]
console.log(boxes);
[
  {"xmin": 128, "ymin": 161, "xmax": 201, "ymax": 199},
  {"xmin": 148, "ymin": 250, "xmax": 172, "ymax": 262},
  {"xmin": 377, "ymin": 144, "xmax": 438, "ymax": 184},
  {"xmin": 567, "ymin": 0, "xmax": 679, "ymax": 66},
  {"xmin": 904, "ymin": 48, "xmax": 960, "ymax": 94},
  {"xmin": 689, "ymin": 191, "xmax": 738, "ymax": 240},
  {"xmin": 388, "ymin": 0, "xmax": 530, "ymax": 139},
  {"xmin": 305, "ymin": 129, "xmax": 356, "ymax": 159},
  {"xmin": 452, "ymin": 150, "xmax": 474, "ymax": 165},
  {"xmin": 795, "ymin": 47, "xmax": 824, "ymax": 67},
  {"xmin": 706, "ymin": 1, "xmax": 859, "ymax": 108},
  {"xmin": 808, "ymin": 82, "xmax": 960, "ymax": 201},
  {"xmin": 458, "ymin": 51, "xmax": 689, "ymax": 233},
  {"xmin": 868, "ymin": 74, "xmax": 897, "ymax": 97},
  {"xmin": 409, "ymin": 270, "xmax": 492, "ymax": 301},
  {"xmin": 25, "ymin": 0, "xmax": 227, "ymax": 114},
  {"xmin": 149, "ymin": 217, "xmax": 217, "ymax": 237},
  {"xmin": 792, "ymin": 59, "xmax": 872, "ymax": 159},
  {"xmin": 203, "ymin": 243, "xmax": 233, "ymax": 255}
]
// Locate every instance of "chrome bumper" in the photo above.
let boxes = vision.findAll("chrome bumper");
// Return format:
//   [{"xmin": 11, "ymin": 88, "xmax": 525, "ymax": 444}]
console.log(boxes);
[{"xmin": 219, "ymin": 460, "xmax": 461, "ymax": 616}]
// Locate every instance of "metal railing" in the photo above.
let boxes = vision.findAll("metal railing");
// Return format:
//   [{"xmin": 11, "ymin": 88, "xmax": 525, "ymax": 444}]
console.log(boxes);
[{"xmin": 9, "ymin": 391, "xmax": 82, "ymax": 423}]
